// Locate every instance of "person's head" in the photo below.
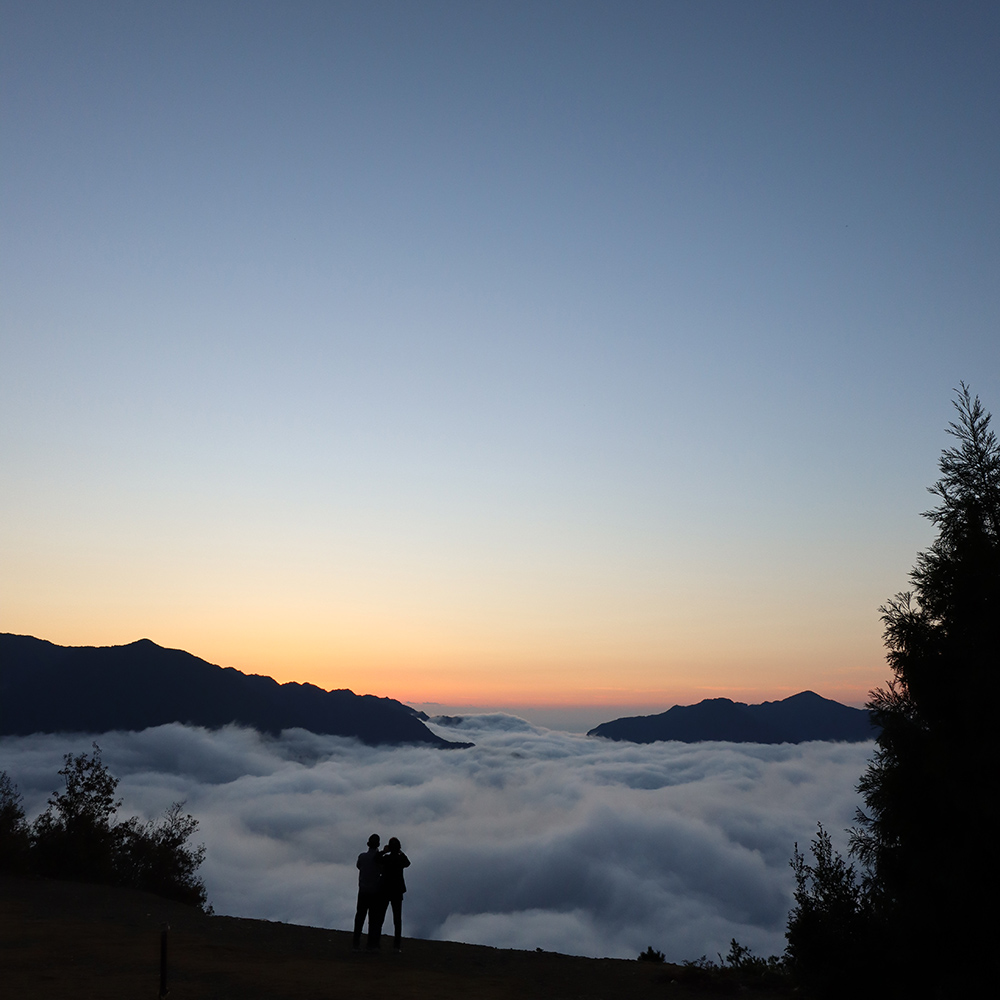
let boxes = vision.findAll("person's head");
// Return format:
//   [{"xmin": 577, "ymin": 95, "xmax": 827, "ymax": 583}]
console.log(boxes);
[
  {"xmin": 387, "ymin": 836, "xmax": 401, "ymax": 853},
  {"xmin": 367, "ymin": 833, "xmax": 380, "ymax": 849}
]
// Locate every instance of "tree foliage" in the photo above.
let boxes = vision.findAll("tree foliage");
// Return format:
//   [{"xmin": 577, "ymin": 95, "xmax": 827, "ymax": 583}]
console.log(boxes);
[
  {"xmin": 0, "ymin": 771, "xmax": 31, "ymax": 872},
  {"xmin": 31, "ymin": 744, "xmax": 123, "ymax": 883},
  {"xmin": 786, "ymin": 825, "xmax": 874, "ymax": 998},
  {"xmin": 788, "ymin": 385, "xmax": 999, "ymax": 996},
  {"xmin": 115, "ymin": 803, "xmax": 207, "ymax": 907},
  {"xmin": 852, "ymin": 387, "xmax": 998, "ymax": 952},
  {"xmin": 2, "ymin": 745, "xmax": 208, "ymax": 909},
  {"xmin": 637, "ymin": 945, "xmax": 665, "ymax": 963}
]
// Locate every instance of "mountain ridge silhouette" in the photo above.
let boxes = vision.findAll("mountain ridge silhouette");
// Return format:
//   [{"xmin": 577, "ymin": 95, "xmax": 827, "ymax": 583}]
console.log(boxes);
[
  {"xmin": 0, "ymin": 633, "xmax": 471, "ymax": 748},
  {"xmin": 588, "ymin": 691, "xmax": 875, "ymax": 743}
]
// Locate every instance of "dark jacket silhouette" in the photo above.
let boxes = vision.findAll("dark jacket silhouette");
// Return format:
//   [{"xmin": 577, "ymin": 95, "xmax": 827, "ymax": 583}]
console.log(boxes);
[
  {"xmin": 353, "ymin": 836, "xmax": 384, "ymax": 950},
  {"xmin": 379, "ymin": 838, "xmax": 410, "ymax": 951}
]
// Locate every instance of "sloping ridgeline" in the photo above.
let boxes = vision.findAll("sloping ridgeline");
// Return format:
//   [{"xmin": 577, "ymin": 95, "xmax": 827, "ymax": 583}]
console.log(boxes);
[
  {"xmin": 588, "ymin": 691, "xmax": 876, "ymax": 744},
  {"xmin": 0, "ymin": 634, "xmax": 471, "ymax": 748}
]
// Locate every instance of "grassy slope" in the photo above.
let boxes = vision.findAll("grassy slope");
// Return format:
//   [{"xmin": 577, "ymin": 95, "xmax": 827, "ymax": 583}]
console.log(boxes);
[{"xmin": 1, "ymin": 876, "xmax": 791, "ymax": 999}]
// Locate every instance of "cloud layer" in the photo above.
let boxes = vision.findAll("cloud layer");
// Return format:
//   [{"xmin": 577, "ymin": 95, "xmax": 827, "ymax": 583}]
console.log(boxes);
[{"xmin": 0, "ymin": 718, "xmax": 871, "ymax": 962}]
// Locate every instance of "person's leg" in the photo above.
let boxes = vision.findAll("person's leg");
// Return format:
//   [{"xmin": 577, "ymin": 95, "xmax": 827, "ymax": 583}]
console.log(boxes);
[
  {"xmin": 391, "ymin": 897, "xmax": 403, "ymax": 950},
  {"xmin": 367, "ymin": 894, "xmax": 387, "ymax": 950},
  {"xmin": 353, "ymin": 893, "xmax": 369, "ymax": 950}
]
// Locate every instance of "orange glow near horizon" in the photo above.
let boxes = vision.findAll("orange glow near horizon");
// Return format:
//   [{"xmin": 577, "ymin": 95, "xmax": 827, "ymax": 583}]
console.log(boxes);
[
  {"xmin": 6, "ymin": 609, "xmax": 887, "ymax": 711},
  {"xmin": 3, "ymin": 534, "xmax": 894, "ymax": 715},
  {"xmin": 0, "ymin": 435, "xmax": 915, "ymax": 720}
]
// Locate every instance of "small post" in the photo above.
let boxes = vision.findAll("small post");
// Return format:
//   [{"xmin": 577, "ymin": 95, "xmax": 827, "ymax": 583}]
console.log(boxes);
[{"xmin": 159, "ymin": 922, "xmax": 170, "ymax": 998}]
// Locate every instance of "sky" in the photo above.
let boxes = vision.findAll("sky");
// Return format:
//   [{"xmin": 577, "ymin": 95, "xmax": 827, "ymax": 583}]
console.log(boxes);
[
  {"xmin": 0, "ymin": 719, "xmax": 873, "ymax": 961},
  {"xmin": 2, "ymin": 1, "xmax": 998, "ymax": 716}
]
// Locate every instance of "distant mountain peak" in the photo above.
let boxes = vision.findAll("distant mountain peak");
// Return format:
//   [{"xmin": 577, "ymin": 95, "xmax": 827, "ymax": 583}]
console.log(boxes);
[{"xmin": 587, "ymin": 691, "xmax": 875, "ymax": 744}]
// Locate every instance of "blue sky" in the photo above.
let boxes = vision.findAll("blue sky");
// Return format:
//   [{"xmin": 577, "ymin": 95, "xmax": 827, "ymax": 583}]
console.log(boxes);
[{"xmin": 2, "ymin": 1, "xmax": 997, "ymax": 715}]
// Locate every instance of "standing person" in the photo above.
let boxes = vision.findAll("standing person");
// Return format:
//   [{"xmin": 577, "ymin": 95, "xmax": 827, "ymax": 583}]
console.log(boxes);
[
  {"xmin": 379, "ymin": 837, "xmax": 410, "ymax": 954},
  {"xmin": 353, "ymin": 833, "xmax": 384, "ymax": 952}
]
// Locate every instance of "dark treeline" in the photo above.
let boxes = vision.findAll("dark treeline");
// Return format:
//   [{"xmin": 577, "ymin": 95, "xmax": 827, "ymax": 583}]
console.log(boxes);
[
  {"xmin": 785, "ymin": 385, "xmax": 998, "ymax": 998},
  {"xmin": 0, "ymin": 744, "xmax": 207, "ymax": 909}
]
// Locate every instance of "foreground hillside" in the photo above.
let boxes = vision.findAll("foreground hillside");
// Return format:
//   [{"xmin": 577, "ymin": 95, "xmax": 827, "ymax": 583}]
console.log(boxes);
[{"xmin": 1, "ymin": 876, "xmax": 792, "ymax": 999}]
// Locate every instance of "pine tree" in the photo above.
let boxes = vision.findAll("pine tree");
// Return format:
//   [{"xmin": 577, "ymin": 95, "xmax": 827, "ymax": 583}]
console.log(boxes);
[{"xmin": 851, "ymin": 384, "xmax": 999, "ymax": 992}]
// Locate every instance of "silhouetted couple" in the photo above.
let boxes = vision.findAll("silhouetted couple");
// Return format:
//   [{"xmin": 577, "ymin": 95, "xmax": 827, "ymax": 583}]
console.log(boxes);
[{"xmin": 353, "ymin": 833, "xmax": 410, "ymax": 954}]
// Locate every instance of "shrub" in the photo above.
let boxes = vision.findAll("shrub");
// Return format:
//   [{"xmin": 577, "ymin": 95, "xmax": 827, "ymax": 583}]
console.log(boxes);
[
  {"xmin": 116, "ymin": 803, "xmax": 208, "ymax": 908},
  {"xmin": 786, "ymin": 824, "xmax": 874, "ymax": 999},
  {"xmin": 21, "ymin": 744, "xmax": 209, "ymax": 909}
]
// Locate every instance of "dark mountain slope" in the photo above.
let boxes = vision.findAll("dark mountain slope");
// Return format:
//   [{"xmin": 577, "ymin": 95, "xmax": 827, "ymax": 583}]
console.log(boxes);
[
  {"xmin": 0, "ymin": 634, "xmax": 470, "ymax": 748},
  {"xmin": 588, "ymin": 691, "xmax": 875, "ymax": 744}
]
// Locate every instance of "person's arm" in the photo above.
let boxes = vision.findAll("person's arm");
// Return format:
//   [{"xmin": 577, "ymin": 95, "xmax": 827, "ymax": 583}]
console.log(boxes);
[{"xmin": 400, "ymin": 853, "xmax": 410, "ymax": 868}]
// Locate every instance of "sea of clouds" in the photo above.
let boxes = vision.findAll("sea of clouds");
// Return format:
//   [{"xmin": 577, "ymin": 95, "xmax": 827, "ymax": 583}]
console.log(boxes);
[{"xmin": 0, "ymin": 716, "xmax": 873, "ymax": 963}]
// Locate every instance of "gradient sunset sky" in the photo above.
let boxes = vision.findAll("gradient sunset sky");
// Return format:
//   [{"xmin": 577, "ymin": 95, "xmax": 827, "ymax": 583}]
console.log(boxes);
[{"xmin": 2, "ymin": 1, "xmax": 997, "ymax": 718}]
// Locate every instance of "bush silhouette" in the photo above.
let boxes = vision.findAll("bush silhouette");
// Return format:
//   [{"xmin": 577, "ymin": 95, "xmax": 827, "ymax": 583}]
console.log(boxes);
[
  {"xmin": 16, "ymin": 744, "xmax": 208, "ymax": 908},
  {"xmin": 31, "ymin": 744, "xmax": 123, "ymax": 884},
  {"xmin": 115, "ymin": 803, "xmax": 207, "ymax": 907},
  {"xmin": 786, "ymin": 825, "xmax": 874, "ymax": 998}
]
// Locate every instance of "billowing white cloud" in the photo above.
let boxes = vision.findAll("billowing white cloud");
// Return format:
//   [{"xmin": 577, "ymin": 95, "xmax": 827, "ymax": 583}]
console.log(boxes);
[{"xmin": 0, "ymin": 717, "xmax": 872, "ymax": 962}]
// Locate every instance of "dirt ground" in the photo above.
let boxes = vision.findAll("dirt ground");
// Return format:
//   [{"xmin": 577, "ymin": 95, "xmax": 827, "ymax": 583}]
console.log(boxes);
[{"xmin": 0, "ymin": 875, "xmax": 791, "ymax": 999}]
